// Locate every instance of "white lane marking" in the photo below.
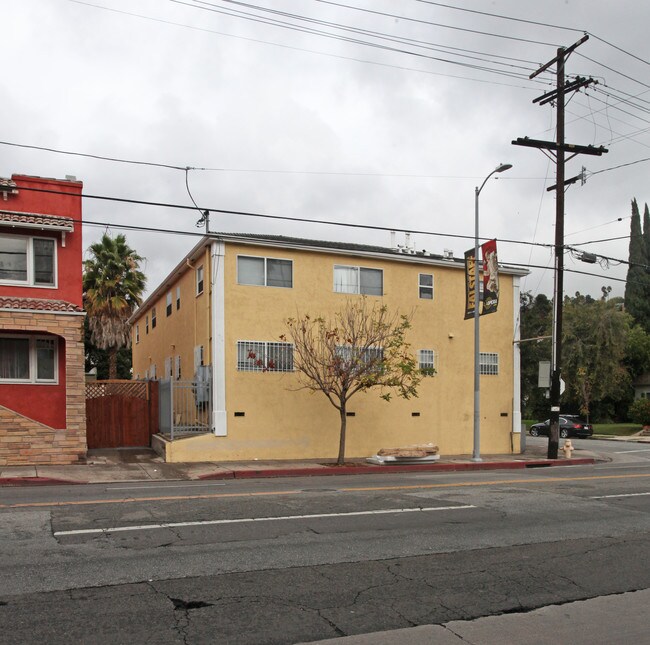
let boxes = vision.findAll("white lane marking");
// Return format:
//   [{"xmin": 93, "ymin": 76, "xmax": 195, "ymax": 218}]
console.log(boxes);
[
  {"xmin": 590, "ymin": 492, "xmax": 650, "ymax": 499},
  {"xmin": 613, "ymin": 449, "xmax": 650, "ymax": 454},
  {"xmin": 595, "ymin": 462, "xmax": 650, "ymax": 472},
  {"xmin": 108, "ymin": 483, "xmax": 227, "ymax": 490},
  {"xmin": 53, "ymin": 505, "xmax": 476, "ymax": 536}
]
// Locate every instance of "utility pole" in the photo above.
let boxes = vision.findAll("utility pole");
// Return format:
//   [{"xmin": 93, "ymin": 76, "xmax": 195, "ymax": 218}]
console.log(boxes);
[{"xmin": 513, "ymin": 35, "xmax": 607, "ymax": 459}]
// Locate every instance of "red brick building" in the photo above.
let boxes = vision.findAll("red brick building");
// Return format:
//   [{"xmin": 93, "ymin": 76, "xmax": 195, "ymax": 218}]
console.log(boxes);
[{"xmin": 0, "ymin": 174, "xmax": 86, "ymax": 465}]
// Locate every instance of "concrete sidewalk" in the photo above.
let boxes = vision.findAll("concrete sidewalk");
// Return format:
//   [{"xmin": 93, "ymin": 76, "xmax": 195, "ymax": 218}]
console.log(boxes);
[{"xmin": 0, "ymin": 444, "xmax": 602, "ymax": 487}]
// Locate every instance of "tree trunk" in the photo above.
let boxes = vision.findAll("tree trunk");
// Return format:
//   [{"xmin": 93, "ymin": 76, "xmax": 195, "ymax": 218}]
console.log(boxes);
[
  {"xmin": 108, "ymin": 348, "xmax": 118, "ymax": 380},
  {"xmin": 338, "ymin": 405, "xmax": 347, "ymax": 466}
]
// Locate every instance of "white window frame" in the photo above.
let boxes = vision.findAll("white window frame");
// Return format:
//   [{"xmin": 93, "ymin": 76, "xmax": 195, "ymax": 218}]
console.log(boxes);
[
  {"xmin": 0, "ymin": 334, "xmax": 58, "ymax": 384},
  {"xmin": 166, "ymin": 291, "xmax": 172, "ymax": 316},
  {"xmin": 0, "ymin": 233, "xmax": 57, "ymax": 288},
  {"xmin": 175, "ymin": 355, "xmax": 182, "ymax": 380},
  {"xmin": 150, "ymin": 364, "xmax": 157, "ymax": 379},
  {"xmin": 176, "ymin": 286, "xmax": 181, "ymax": 310},
  {"xmin": 196, "ymin": 265, "xmax": 204, "ymax": 295},
  {"xmin": 333, "ymin": 265, "xmax": 383, "ymax": 296},
  {"xmin": 151, "ymin": 307, "xmax": 157, "ymax": 329},
  {"xmin": 479, "ymin": 352, "xmax": 499, "ymax": 375},
  {"xmin": 237, "ymin": 255, "xmax": 293, "ymax": 289},
  {"xmin": 237, "ymin": 341, "xmax": 294, "ymax": 372},
  {"xmin": 419, "ymin": 273, "xmax": 434, "ymax": 300},
  {"xmin": 335, "ymin": 345, "xmax": 384, "ymax": 376},
  {"xmin": 145, "ymin": 315, "xmax": 149, "ymax": 334},
  {"xmin": 418, "ymin": 349, "xmax": 437, "ymax": 373},
  {"xmin": 164, "ymin": 356, "xmax": 172, "ymax": 378},
  {"xmin": 135, "ymin": 325, "xmax": 140, "ymax": 344}
]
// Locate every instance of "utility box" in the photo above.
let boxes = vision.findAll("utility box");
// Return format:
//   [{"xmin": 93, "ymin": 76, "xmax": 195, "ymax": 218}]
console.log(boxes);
[{"xmin": 538, "ymin": 361, "xmax": 551, "ymax": 388}]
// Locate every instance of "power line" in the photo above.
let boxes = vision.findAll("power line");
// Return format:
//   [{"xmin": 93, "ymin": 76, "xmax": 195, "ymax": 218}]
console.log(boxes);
[
  {"xmin": 0, "ymin": 139, "xmax": 545, "ymax": 179},
  {"xmin": 307, "ymin": 0, "xmax": 562, "ymax": 47},
  {"xmin": 173, "ymin": 0, "xmax": 546, "ymax": 82},
  {"xmin": 16, "ymin": 183, "xmax": 552, "ymax": 250},
  {"xmin": 68, "ymin": 0, "xmax": 543, "ymax": 89},
  {"xmin": 412, "ymin": 0, "xmax": 584, "ymax": 33}
]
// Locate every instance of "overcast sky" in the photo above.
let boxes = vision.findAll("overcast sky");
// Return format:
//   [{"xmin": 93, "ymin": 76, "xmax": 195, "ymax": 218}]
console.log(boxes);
[{"xmin": 4, "ymin": 0, "xmax": 649, "ymax": 301}]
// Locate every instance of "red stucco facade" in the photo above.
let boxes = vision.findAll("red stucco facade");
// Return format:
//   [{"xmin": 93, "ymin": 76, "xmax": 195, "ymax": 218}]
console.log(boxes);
[{"xmin": 0, "ymin": 174, "xmax": 86, "ymax": 465}]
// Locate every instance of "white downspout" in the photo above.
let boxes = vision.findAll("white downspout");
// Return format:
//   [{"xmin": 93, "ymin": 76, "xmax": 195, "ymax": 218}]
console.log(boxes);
[
  {"xmin": 512, "ymin": 276, "xmax": 522, "ymax": 448},
  {"xmin": 211, "ymin": 240, "xmax": 227, "ymax": 436}
]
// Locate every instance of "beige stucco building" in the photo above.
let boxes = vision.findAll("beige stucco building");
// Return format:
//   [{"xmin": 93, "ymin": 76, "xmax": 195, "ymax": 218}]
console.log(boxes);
[{"xmin": 131, "ymin": 233, "xmax": 527, "ymax": 462}]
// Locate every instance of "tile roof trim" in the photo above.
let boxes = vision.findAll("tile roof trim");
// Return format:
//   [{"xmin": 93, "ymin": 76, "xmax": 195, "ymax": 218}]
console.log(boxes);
[{"xmin": 0, "ymin": 210, "xmax": 75, "ymax": 232}]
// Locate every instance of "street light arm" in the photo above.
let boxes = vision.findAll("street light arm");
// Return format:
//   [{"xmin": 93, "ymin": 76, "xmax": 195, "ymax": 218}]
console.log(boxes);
[{"xmin": 476, "ymin": 163, "xmax": 513, "ymax": 198}]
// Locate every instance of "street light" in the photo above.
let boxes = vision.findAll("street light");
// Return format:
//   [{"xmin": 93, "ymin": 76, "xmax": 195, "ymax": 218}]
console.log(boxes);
[{"xmin": 473, "ymin": 163, "xmax": 512, "ymax": 462}]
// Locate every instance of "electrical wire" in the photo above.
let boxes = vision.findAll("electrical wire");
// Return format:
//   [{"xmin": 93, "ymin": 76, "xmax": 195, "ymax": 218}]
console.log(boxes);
[
  {"xmin": 67, "ymin": 1, "xmax": 538, "ymax": 89},
  {"xmin": 173, "ymin": 0, "xmax": 546, "ymax": 82},
  {"xmin": 0, "ymin": 139, "xmax": 546, "ymax": 180},
  {"xmin": 15, "ymin": 183, "xmax": 552, "ymax": 250},
  {"xmin": 304, "ymin": 0, "xmax": 562, "ymax": 47}
]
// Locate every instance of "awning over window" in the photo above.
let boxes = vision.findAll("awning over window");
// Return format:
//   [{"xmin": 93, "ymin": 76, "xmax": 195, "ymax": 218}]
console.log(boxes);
[{"xmin": 0, "ymin": 210, "xmax": 74, "ymax": 233}]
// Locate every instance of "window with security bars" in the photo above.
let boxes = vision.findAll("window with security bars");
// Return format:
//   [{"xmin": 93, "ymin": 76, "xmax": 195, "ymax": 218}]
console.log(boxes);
[
  {"xmin": 479, "ymin": 352, "xmax": 499, "ymax": 375},
  {"xmin": 418, "ymin": 349, "xmax": 437, "ymax": 374},
  {"xmin": 335, "ymin": 345, "xmax": 384, "ymax": 375},
  {"xmin": 237, "ymin": 341, "xmax": 294, "ymax": 372}
]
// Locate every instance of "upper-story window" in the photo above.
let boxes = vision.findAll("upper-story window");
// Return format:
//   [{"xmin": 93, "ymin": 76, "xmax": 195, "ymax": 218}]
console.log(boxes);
[
  {"xmin": 176, "ymin": 286, "xmax": 181, "ymax": 310},
  {"xmin": 145, "ymin": 315, "xmax": 149, "ymax": 335},
  {"xmin": 419, "ymin": 273, "xmax": 433, "ymax": 299},
  {"xmin": 0, "ymin": 234, "xmax": 55, "ymax": 286},
  {"xmin": 334, "ymin": 265, "xmax": 382, "ymax": 296},
  {"xmin": 196, "ymin": 265, "xmax": 204, "ymax": 295},
  {"xmin": 151, "ymin": 307, "xmax": 157, "ymax": 329},
  {"xmin": 166, "ymin": 291, "xmax": 172, "ymax": 316},
  {"xmin": 237, "ymin": 256, "xmax": 293, "ymax": 288},
  {"xmin": 135, "ymin": 325, "xmax": 140, "ymax": 344},
  {"xmin": 0, "ymin": 335, "xmax": 57, "ymax": 383}
]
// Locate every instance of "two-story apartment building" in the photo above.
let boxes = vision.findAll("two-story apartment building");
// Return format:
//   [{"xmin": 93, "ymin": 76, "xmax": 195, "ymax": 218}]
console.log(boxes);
[
  {"xmin": 131, "ymin": 233, "xmax": 526, "ymax": 462},
  {"xmin": 0, "ymin": 174, "xmax": 86, "ymax": 466}
]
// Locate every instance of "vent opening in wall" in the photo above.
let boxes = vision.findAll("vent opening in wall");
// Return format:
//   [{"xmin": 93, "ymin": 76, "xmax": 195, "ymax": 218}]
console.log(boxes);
[
  {"xmin": 346, "ymin": 412, "xmax": 356, "ymax": 417},
  {"xmin": 411, "ymin": 412, "xmax": 421, "ymax": 417},
  {"xmin": 234, "ymin": 412, "xmax": 245, "ymax": 417}
]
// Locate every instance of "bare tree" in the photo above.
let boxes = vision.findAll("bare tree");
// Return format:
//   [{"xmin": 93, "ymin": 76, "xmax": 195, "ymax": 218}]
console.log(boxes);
[{"xmin": 282, "ymin": 298, "xmax": 426, "ymax": 465}]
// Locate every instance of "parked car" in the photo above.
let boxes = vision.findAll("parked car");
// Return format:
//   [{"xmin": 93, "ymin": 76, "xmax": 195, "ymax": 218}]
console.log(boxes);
[{"xmin": 529, "ymin": 415, "xmax": 593, "ymax": 438}]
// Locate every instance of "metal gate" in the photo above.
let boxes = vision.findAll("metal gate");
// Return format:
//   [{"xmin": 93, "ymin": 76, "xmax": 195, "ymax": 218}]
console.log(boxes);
[{"xmin": 159, "ymin": 372, "xmax": 213, "ymax": 440}]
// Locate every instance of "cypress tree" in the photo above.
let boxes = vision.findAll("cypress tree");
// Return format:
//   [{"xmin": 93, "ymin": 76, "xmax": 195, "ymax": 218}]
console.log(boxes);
[
  {"xmin": 625, "ymin": 199, "xmax": 650, "ymax": 332},
  {"xmin": 644, "ymin": 202, "xmax": 650, "ymax": 269}
]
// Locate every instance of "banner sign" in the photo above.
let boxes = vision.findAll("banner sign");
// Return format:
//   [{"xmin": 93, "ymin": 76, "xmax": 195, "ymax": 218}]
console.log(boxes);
[
  {"xmin": 481, "ymin": 238, "xmax": 499, "ymax": 315},
  {"xmin": 464, "ymin": 248, "xmax": 476, "ymax": 320}
]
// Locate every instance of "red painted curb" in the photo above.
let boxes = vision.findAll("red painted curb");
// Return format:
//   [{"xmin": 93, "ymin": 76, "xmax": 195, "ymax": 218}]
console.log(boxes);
[
  {"xmin": 197, "ymin": 471, "xmax": 235, "ymax": 481},
  {"xmin": 205, "ymin": 458, "xmax": 596, "ymax": 480},
  {"xmin": 0, "ymin": 477, "xmax": 85, "ymax": 487}
]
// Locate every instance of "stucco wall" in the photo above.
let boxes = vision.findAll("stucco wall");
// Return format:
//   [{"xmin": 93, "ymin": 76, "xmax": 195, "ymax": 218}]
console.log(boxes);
[{"xmin": 133, "ymin": 239, "xmax": 520, "ymax": 461}]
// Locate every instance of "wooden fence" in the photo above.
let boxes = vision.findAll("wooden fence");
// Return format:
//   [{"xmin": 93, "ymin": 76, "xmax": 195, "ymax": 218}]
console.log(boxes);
[{"xmin": 85, "ymin": 380, "xmax": 159, "ymax": 449}]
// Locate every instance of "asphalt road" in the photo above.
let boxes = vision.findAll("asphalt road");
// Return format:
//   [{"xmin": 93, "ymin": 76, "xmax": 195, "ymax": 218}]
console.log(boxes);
[{"xmin": 1, "ymin": 439, "xmax": 649, "ymax": 644}]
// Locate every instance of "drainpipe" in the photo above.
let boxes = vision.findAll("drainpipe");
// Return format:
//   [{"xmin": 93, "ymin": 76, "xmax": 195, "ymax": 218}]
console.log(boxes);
[
  {"xmin": 211, "ymin": 240, "xmax": 227, "ymax": 436},
  {"xmin": 512, "ymin": 276, "xmax": 523, "ymax": 452}
]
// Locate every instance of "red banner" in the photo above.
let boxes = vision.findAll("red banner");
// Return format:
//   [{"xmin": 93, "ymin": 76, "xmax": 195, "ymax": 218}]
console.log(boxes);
[{"xmin": 481, "ymin": 239, "xmax": 499, "ymax": 315}]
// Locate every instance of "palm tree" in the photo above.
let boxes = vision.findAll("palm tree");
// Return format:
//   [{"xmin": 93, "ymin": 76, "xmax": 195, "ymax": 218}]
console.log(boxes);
[{"xmin": 83, "ymin": 234, "xmax": 146, "ymax": 379}]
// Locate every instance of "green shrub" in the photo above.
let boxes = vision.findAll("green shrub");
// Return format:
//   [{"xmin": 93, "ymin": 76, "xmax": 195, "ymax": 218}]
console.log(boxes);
[{"xmin": 629, "ymin": 398, "xmax": 650, "ymax": 426}]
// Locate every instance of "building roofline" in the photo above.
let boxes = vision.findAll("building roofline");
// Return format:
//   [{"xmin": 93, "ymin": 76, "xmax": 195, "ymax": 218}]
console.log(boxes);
[{"xmin": 129, "ymin": 232, "xmax": 529, "ymax": 323}]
